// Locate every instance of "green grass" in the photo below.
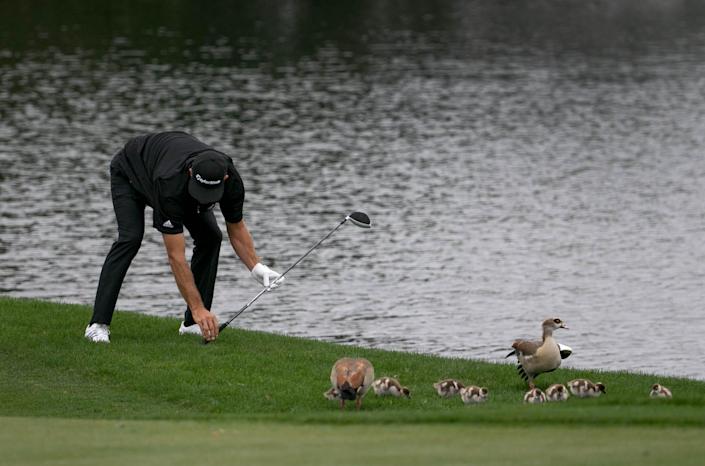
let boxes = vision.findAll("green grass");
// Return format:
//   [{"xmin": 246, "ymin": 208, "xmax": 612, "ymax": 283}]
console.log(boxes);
[
  {"xmin": 1, "ymin": 296, "xmax": 704, "ymax": 465},
  {"xmin": 3, "ymin": 417, "xmax": 704, "ymax": 466}
]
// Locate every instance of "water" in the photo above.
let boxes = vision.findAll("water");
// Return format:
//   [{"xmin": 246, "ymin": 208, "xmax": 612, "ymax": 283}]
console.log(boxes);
[{"xmin": 1, "ymin": 0, "xmax": 705, "ymax": 380}]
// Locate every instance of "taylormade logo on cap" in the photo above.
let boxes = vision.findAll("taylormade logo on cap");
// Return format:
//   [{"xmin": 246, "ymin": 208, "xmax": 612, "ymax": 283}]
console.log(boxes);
[
  {"xmin": 195, "ymin": 173, "xmax": 222, "ymax": 186},
  {"xmin": 188, "ymin": 151, "xmax": 227, "ymax": 204}
]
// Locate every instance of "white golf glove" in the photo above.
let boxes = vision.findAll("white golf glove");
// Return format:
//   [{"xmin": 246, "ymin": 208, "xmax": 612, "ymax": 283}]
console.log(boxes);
[{"xmin": 251, "ymin": 263, "xmax": 284, "ymax": 289}]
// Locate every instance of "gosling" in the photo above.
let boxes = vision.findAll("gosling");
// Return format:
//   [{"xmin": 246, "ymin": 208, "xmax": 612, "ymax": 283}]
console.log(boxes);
[
  {"xmin": 459, "ymin": 385, "xmax": 489, "ymax": 404},
  {"xmin": 523, "ymin": 388, "xmax": 547, "ymax": 404},
  {"xmin": 433, "ymin": 379, "xmax": 464, "ymax": 398},
  {"xmin": 372, "ymin": 377, "xmax": 411, "ymax": 398},
  {"xmin": 545, "ymin": 383, "xmax": 570, "ymax": 402},
  {"xmin": 567, "ymin": 379, "xmax": 606, "ymax": 398},
  {"xmin": 649, "ymin": 383, "xmax": 672, "ymax": 399}
]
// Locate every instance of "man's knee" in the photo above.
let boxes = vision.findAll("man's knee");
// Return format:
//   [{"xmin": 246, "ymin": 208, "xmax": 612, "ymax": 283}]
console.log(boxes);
[
  {"xmin": 116, "ymin": 231, "xmax": 143, "ymax": 253},
  {"xmin": 210, "ymin": 227, "xmax": 223, "ymax": 244}
]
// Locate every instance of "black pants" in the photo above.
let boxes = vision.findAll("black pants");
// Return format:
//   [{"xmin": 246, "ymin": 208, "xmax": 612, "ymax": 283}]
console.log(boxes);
[{"xmin": 90, "ymin": 155, "xmax": 222, "ymax": 326}]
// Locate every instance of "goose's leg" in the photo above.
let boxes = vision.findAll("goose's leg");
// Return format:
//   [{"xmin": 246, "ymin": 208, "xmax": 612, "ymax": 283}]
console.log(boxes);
[{"xmin": 528, "ymin": 376, "xmax": 536, "ymax": 389}]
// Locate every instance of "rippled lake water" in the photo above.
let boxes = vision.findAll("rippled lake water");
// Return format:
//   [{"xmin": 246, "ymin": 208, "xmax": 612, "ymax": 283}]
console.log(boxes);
[{"xmin": 1, "ymin": 0, "xmax": 705, "ymax": 380}]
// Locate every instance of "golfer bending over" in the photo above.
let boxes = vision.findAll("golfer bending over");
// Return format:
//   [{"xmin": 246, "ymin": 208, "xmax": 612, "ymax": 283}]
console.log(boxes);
[{"xmin": 85, "ymin": 131, "xmax": 282, "ymax": 343}]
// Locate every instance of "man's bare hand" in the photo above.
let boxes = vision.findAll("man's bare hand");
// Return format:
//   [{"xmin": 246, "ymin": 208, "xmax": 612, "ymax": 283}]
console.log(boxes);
[{"xmin": 193, "ymin": 307, "xmax": 219, "ymax": 341}]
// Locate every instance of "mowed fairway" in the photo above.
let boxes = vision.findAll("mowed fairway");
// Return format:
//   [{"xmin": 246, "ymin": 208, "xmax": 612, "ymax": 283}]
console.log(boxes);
[
  {"xmin": 3, "ymin": 417, "xmax": 705, "ymax": 466},
  {"xmin": 1, "ymin": 297, "xmax": 704, "ymax": 465}
]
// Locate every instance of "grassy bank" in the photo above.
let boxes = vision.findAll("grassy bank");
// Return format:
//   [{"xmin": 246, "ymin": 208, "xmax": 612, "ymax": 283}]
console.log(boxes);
[
  {"xmin": 1, "ymin": 296, "xmax": 704, "ymax": 464},
  {"xmin": 1, "ymin": 296, "xmax": 703, "ymax": 424}
]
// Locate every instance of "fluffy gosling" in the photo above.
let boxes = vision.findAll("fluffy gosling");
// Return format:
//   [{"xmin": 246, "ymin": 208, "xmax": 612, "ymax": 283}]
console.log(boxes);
[
  {"xmin": 523, "ymin": 387, "xmax": 547, "ymax": 404},
  {"xmin": 545, "ymin": 383, "xmax": 570, "ymax": 402},
  {"xmin": 433, "ymin": 379, "xmax": 464, "ymax": 398},
  {"xmin": 649, "ymin": 383, "xmax": 672, "ymax": 399},
  {"xmin": 372, "ymin": 377, "xmax": 411, "ymax": 398},
  {"xmin": 567, "ymin": 379, "xmax": 606, "ymax": 398},
  {"xmin": 459, "ymin": 385, "xmax": 489, "ymax": 404}
]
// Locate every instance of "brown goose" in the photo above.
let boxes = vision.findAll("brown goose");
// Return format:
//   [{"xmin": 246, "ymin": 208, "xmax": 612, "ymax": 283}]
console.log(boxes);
[
  {"xmin": 372, "ymin": 377, "xmax": 411, "ymax": 398},
  {"xmin": 506, "ymin": 318, "xmax": 568, "ymax": 388},
  {"xmin": 323, "ymin": 358, "xmax": 375, "ymax": 410}
]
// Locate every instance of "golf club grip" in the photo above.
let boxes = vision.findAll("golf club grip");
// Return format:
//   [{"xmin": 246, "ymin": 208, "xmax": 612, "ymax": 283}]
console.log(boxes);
[{"xmin": 202, "ymin": 322, "xmax": 229, "ymax": 345}]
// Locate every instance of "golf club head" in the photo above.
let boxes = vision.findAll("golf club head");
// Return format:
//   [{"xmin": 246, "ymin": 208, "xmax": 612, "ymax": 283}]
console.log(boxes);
[{"xmin": 346, "ymin": 211, "xmax": 371, "ymax": 228}]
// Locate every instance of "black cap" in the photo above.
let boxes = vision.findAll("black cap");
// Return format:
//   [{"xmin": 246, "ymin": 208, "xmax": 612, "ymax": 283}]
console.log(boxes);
[{"xmin": 188, "ymin": 151, "xmax": 227, "ymax": 204}]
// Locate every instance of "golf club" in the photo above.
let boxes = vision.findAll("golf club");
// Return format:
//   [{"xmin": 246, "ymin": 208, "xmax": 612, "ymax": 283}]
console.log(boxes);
[{"xmin": 204, "ymin": 211, "xmax": 371, "ymax": 344}]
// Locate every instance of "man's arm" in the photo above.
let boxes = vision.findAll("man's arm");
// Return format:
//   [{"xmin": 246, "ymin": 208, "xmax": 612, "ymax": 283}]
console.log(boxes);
[
  {"xmin": 227, "ymin": 220, "xmax": 283, "ymax": 288},
  {"xmin": 162, "ymin": 233, "xmax": 219, "ymax": 340},
  {"xmin": 226, "ymin": 220, "xmax": 259, "ymax": 271}
]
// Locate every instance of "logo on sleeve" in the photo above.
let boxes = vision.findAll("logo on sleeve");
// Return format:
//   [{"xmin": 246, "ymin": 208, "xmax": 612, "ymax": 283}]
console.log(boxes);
[{"xmin": 162, "ymin": 220, "xmax": 174, "ymax": 228}]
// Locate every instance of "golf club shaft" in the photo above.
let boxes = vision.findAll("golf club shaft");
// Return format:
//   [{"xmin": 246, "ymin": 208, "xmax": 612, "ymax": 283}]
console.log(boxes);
[{"xmin": 215, "ymin": 217, "xmax": 349, "ymax": 333}]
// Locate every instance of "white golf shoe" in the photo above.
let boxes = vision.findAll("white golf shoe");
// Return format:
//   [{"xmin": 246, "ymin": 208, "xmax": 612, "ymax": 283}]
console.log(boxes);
[
  {"xmin": 178, "ymin": 322, "xmax": 202, "ymax": 336},
  {"xmin": 85, "ymin": 323, "xmax": 110, "ymax": 343}
]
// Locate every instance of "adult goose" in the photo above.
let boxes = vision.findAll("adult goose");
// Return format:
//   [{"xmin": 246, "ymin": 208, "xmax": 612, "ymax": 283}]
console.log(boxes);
[
  {"xmin": 506, "ymin": 318, "xmax": 568, "ymax": 388},
  {"xmin": 324, "ymin": 358, "xmax": 375, "ymax": 410}
]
